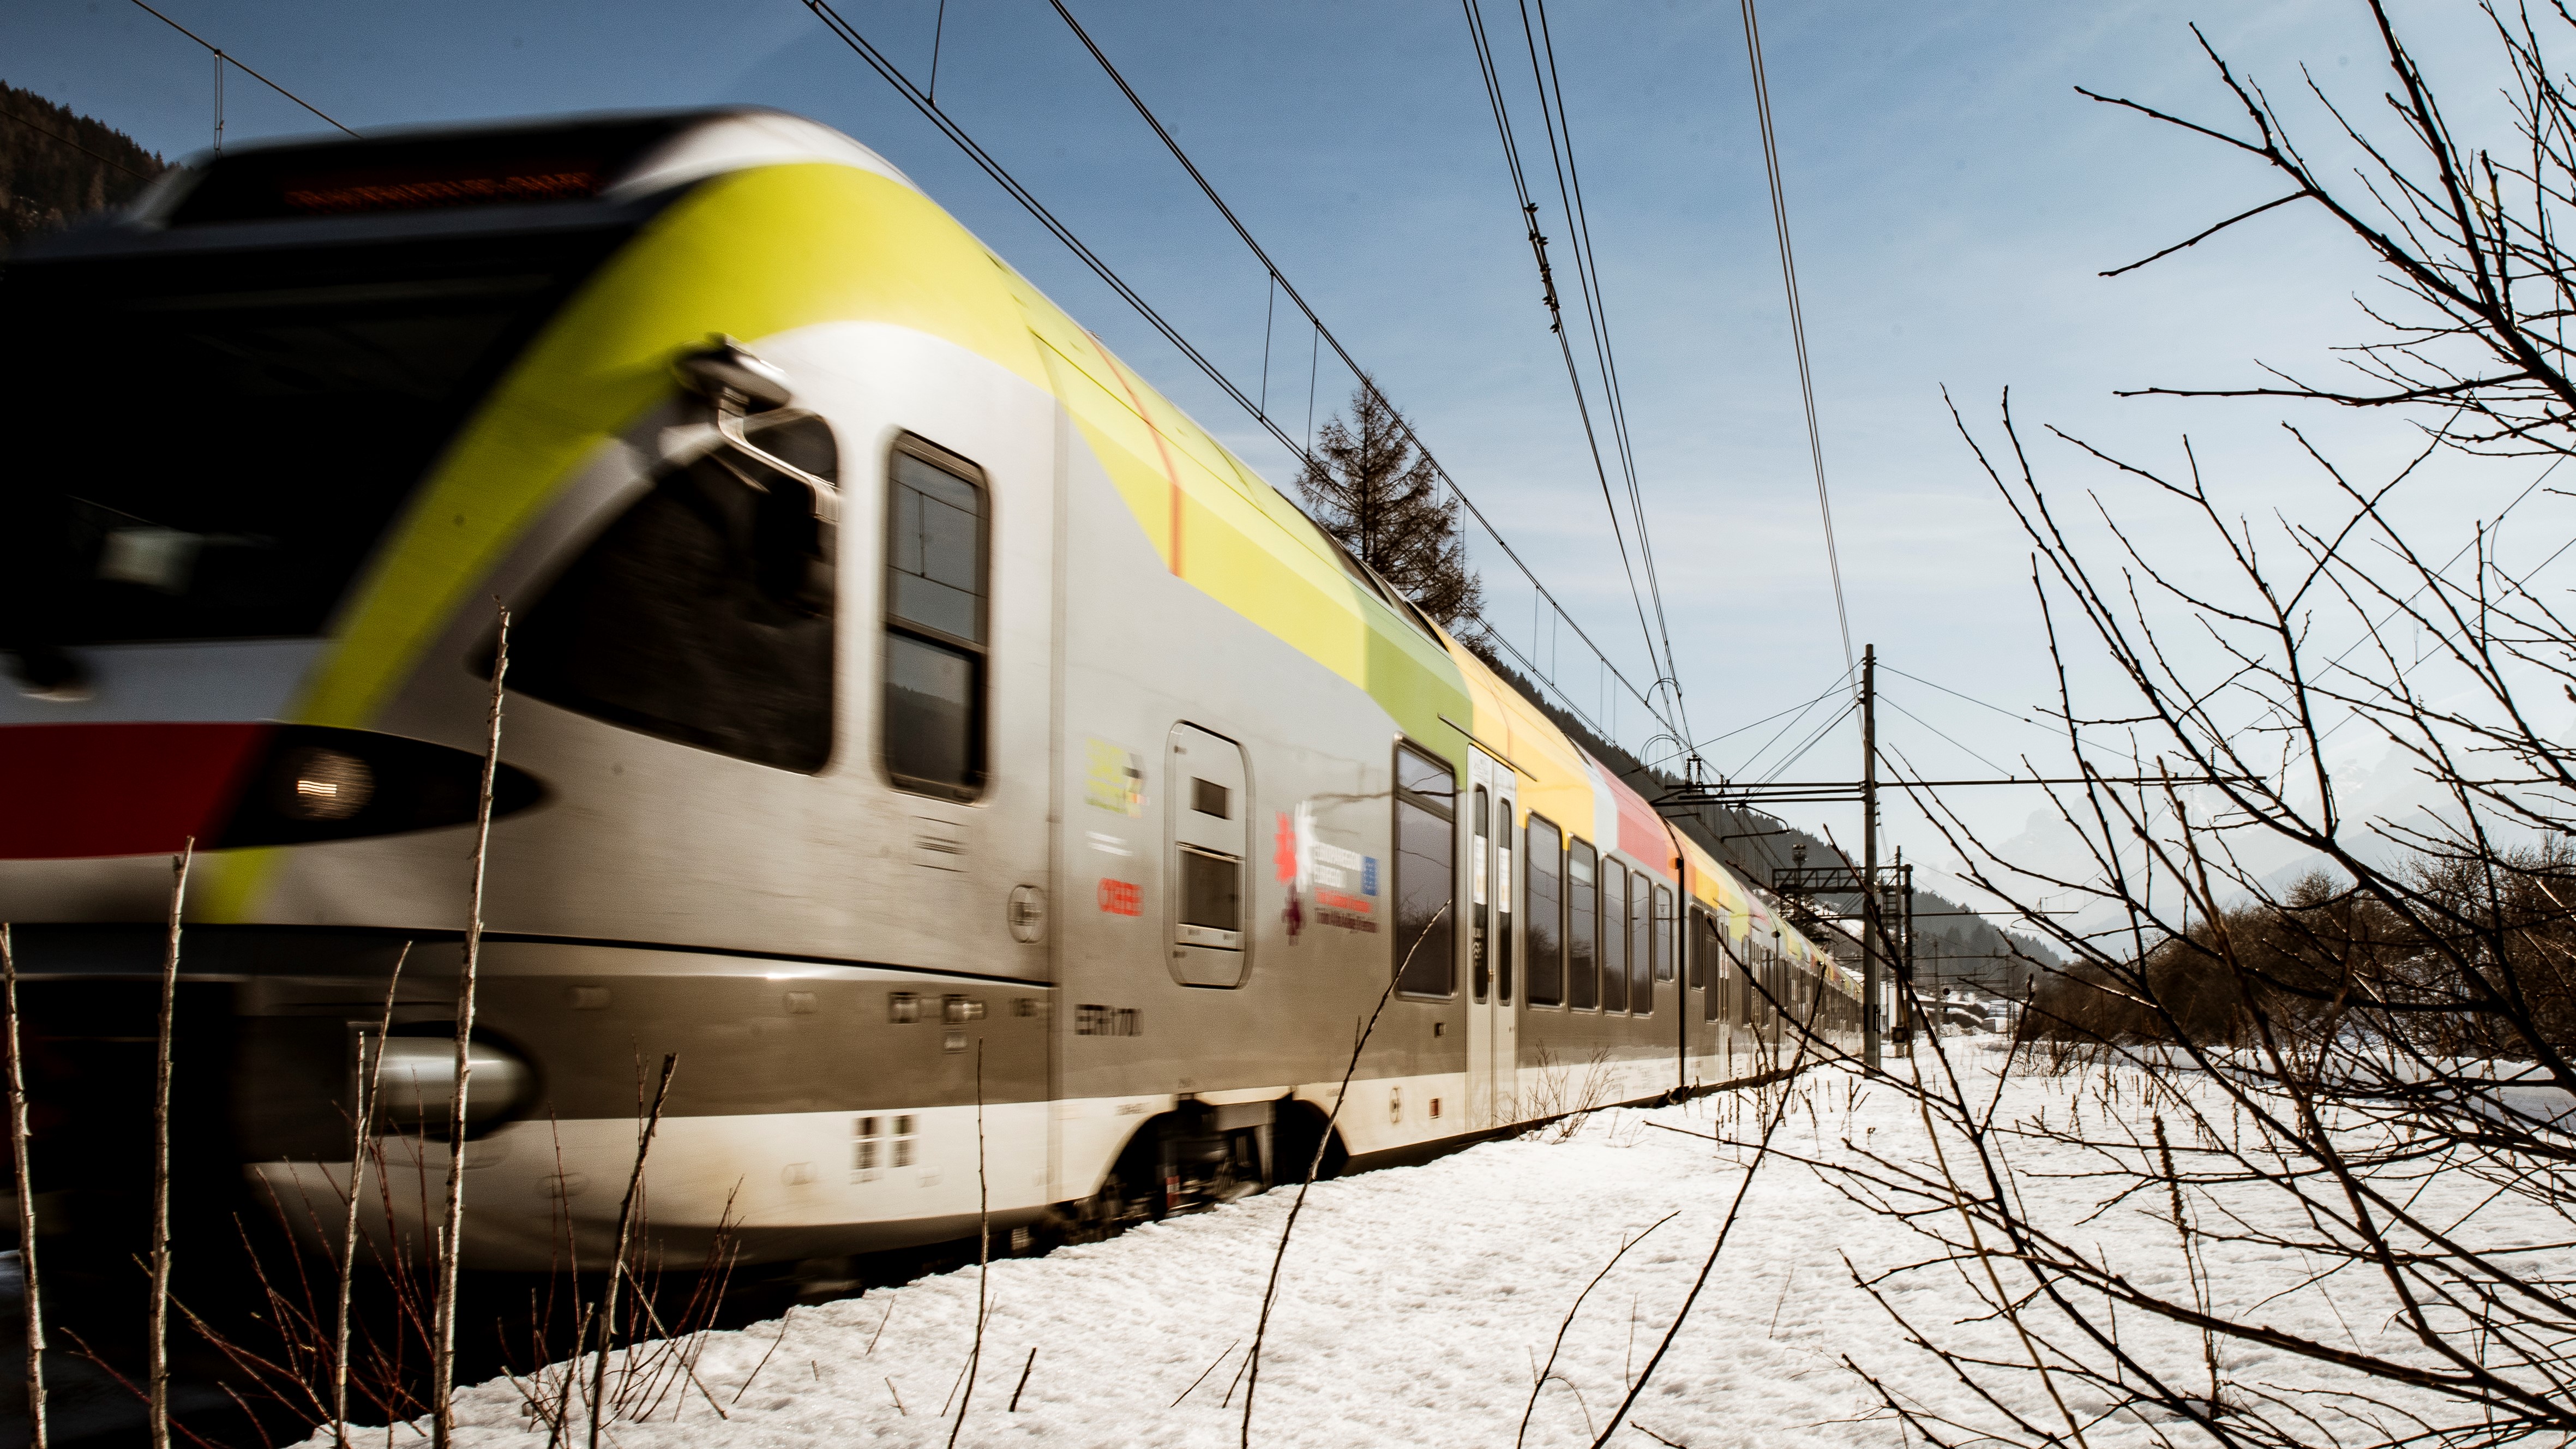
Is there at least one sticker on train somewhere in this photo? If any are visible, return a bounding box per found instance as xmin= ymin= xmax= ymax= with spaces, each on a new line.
xmin=1084 ymin=738 xmax=1145 ymax=816
xmin=1096 ymin=877 xmax=1142 ymax=916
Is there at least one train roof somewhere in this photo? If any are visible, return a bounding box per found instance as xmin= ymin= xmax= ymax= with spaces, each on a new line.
xmin=13 ymin=109 xmax=914 ymax=264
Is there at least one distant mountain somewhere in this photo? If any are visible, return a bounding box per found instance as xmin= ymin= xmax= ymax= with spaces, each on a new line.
xmin=2 ymin=83 xmax=167 ymax=255
xmin=1464 ymin=642 xmax=2058 ymax=993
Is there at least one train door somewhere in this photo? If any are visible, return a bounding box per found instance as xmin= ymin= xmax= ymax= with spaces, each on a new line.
xmin=1466 ymin=748 xmax=1518 ymax=1127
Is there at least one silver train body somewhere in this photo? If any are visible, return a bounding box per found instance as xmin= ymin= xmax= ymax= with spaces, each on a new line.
xmin=0 ymin=110 xmax=1858 ymax=1271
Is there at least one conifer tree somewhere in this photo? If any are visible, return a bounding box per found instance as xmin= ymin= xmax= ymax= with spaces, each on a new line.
xmin=1295 ymin=383 xmax=1484 ymax=627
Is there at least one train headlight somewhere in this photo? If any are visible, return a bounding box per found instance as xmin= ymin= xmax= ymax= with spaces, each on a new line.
xmin=368 ymin=1033 xmax=538 ymax=1134
xmin=277 ymin=747 xmax=374 ymax=821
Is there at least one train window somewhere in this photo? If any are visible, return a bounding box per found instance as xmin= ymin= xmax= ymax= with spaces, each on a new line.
xmin=1471 ymin=787 xmax=1490 ymax=1004
xmin=1634 ymin=877 xmax=1655 ymax=1010
xmin=1600 ymin=859 xmax=1629 ymax=1014
xmin=1394 ymin=743 xmax=1456 ymax=998
xmin=1524 ymin=815 xmax=1562 ymax=1006
xmin=883 ymin=436 xmax=989 ymax=799
xmin=2 ymin=232 xmax=632 ymax=652
xmin=1686 ymin=904 xmax=1706 ymax=991
xmin=1179 ymin=847 xmax=1241 ymax=937
xmin=1496 ymin=809 xmax=1515 ymax=1003
xmin=1701 ymin=916 xmax=1726 ymax=1023
xmin=1169 ymin=724 xmax=1248 ymax=987
xmin=1763 ymin=944 xmax=1781 ymax=1031
xmin=512 ymin=412 xmax=837 ymax=773
xmin=852 ymin=1115 xmax=880 ymax=1181
xmin=1568 ymin=840 xmax=1597 ymax=1011
xmin=1653 ymin=885 xmax=1675 ymax=984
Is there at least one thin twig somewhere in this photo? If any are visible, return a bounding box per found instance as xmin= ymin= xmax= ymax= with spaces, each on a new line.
xmin=150 ymin=841 xmax=192 ymax=1449
xmin=3 ymin=924 xmax=45 ymax=1449
xmin=1517 ymin=1212 xmax=1679 ymax=1448
xmin=1172 ymin=1338 xmax=1240 ymax=1408
xmin=1241 ymin=900 xmax=1448 ymax=1447
xmin=728 ymin=1306 xmax=792 ymax=1406
xmin=1009 ymin=1345 xmax=1036 ymax=1411
xmin=1588 ymin=992 xmax=1821 ymax=1447
xmin=434 ymin=602 xmax=508 ymax=1449
xmin=589 ymin=1053 xmax=677 ymax=1449
xmin=947 ymin=1037 xmax=987 ymax=1447
xmin=336 ymin=943 xmax=409 ymax=1449
xmin=613 ymin=1258 xmax=729 ymax=1421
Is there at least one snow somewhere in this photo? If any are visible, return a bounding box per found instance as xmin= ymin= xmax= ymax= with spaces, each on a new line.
xmin=364 ymin=1042 xmax=2557 ymax=1447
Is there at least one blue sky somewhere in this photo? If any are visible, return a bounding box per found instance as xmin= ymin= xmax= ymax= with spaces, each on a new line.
xmin=9 ymin=0 xmax=2556 ymax=910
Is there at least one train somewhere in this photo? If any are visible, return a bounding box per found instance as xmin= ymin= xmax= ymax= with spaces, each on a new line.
xmin=0 ymin=108 xmax=1858 ymax=1276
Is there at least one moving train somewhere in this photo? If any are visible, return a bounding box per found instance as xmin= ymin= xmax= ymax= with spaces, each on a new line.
xmin=0 ymin=109 xmax=1858 ymax=1273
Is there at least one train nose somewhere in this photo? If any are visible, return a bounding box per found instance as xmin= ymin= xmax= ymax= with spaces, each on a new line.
xmin=0 ymin=721 xmax=547 ymax=859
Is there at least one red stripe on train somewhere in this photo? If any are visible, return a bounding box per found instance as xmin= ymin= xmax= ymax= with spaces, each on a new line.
xmin=0 ymin=722 xmax=272 ymax=859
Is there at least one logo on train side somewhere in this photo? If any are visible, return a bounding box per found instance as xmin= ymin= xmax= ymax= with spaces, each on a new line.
xmin=1096 ymin=878 xmax=1142 ymax=916
xmin=1274 ymin=801 xmax=1378 ymax=937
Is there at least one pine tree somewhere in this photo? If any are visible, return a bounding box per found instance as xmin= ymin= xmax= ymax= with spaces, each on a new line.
xmin=1295 ymin=383 xmax=1484 ymax=627
xmin=0 ymin=85 xmax=166 ymax=255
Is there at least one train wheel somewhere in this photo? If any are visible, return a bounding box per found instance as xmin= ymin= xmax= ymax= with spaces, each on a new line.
xmin=1061 ymin=1153 xmax=1149 ymax=1244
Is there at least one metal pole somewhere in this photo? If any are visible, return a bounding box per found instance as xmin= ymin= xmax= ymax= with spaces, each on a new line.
xmin=1898 ymin=851 xmax=1913 ymax=1057
xmin=1905 ymin=861 xmax=1916 ymax=1049
xmin=1860 ymin=645 xmax=1880 ymax=1068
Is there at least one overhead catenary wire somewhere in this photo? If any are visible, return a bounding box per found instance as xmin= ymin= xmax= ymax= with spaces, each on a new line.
xmin=1010 ymin=0 xmax=1685 ymax=747
xmin=1516 ymin=0 xmax=1690 ymax=740
xmin=125 ymin=0 xmax=357 ymax=138
xmin=1459 ymin=0 xmax=1677 ymax=742
xmin=1739 ymin=0 xmax=1852 ymax=677
xmin=1722 ymin=670 xmax=1853 ymax=782
xmin=802 ymin=0 xmax=1311 ymax=468
xmin=1647 ymin=665 xmax=1854 ymax=771
xmin=1881 ymin=663 xmax=2138 ymax=772
xmin=1878 ymin=690 xmax=2019 ymax=782
xmin=1753 ymin=698 xmax=1856 ymax=785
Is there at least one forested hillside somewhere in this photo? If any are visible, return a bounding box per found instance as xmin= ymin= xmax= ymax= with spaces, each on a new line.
xmin=1468 ymin=646 xmax=2055 ymax=993
xmin=2 ymin=83 xmax=165 ymax=254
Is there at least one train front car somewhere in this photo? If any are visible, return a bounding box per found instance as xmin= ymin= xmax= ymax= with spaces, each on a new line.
xmin=0 ymin=105 xmax=1849 ymax=1320
xmin=0 ymin=110 xmax=1073 ymax=1278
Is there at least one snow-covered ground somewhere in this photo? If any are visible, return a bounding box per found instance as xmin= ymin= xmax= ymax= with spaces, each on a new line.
xmin=389 ymin=1043 xmax=2550 ymax=1447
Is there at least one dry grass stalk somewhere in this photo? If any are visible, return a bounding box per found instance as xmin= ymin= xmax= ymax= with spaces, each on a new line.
xmin=2151 ymin=1113 xmax=2222 ymax=1415
xmin=3 ymin=924 xmax=44 ymax=1449
xmin=1586 ymin=984 xmax=1825 ymax=1448
xmin=1008 ymin=1345 xmax=1035 ymax=1411
xmin=1239 ymin=899 xmax=1448 ymax=1449
xmin=334 ymin=942 xmax=409 ymax=1448
xmin=434 ymin=600 xmax=509 ymax=1449
xmin=588 ymin=1051 xmax=676 ymax=1449
xmin=151 ymin=840 xmax=192 ymax=1449
xmin=946 ymin=1037 xmax=988 ymax=1448
xmin=726 ymin=1304 xmax=792 ymax=1407
xmin=1516 ymin=1211 xmax=1677 ymax=1449
xmin=1170 ymin=1339 xmax=1234 ymax=1409
xmin=1549 ymin=1047 xmax=1617 ymax=1144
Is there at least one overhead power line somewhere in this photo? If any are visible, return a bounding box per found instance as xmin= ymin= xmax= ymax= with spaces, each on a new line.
xmin=127 ymin=0 xmax=357 ymax=138
xmin=1459 ymin=0 xmax=1680 ymax=747
xmin=1739 ymin=0 xmax=1851 ymax=677
xmin=1515 ymin=0 xmax=1690 ymax=741
xmin=857 ymin=0 xmax=1680 ymax=748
